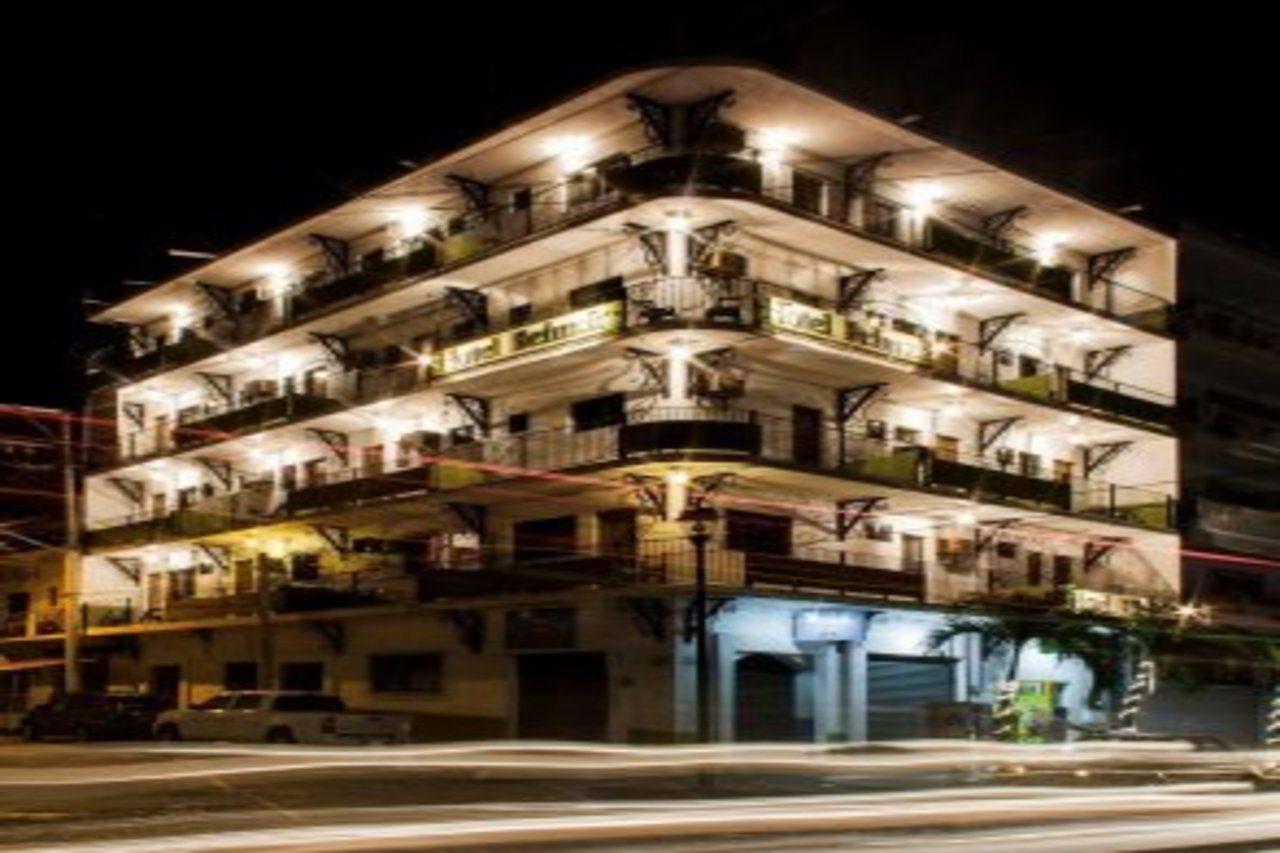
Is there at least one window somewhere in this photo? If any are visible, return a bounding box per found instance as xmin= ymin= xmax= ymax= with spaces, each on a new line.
xmin=1018 ymin=452 xmax=1042 ymax=478
xmin=508 ymin=412 xmax=530 ymax=434
xmin=571 ymin=393 xmax=625 ymax=432
xmin=862 ymin=198 xmax=899 ymax=237
xmin=1052 ymin=555 xmax=1074 ymax=587
xmin=792 ymin=171 xmax=825 ymax=214
xmin=1026 ymin=552 xmax=1043 ymax=585
xmin=935 ymin=435 xmax=959 ymax=462
xmin=1053 ymin=459 xmax=1074 ymax=483
xmin=866 ymin=420 xmax=888 ymax=440
xmin=224 ymin=662 xmax=258 ymax=691
xmin=168 ymin=569 xmax=196 ymax=601
xmin=725 ymin=510 xmax=791 ymax=555
xmin=369 ymin=653 xmax=443 ymax=693
xmin=995 ymin=541 xmax=1019 ymax=559
xmin=893 ymin=426 xmax=920 ymax=445
xmin=279 ymin=662 xmax=324 ymax=692
xmin=510 ymin=187 xmax=532 ymax=212
xmin=1018 ymin=354 xmax=1041 ymax=378
xmin=568 ymin=276 xmax=625 ymax=308
xmin=508 ymin=302 xmax=533 ymax=325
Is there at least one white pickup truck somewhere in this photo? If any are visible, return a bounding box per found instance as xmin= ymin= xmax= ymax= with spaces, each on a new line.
xmin=153 ymin=691 xmax=410 ymax=744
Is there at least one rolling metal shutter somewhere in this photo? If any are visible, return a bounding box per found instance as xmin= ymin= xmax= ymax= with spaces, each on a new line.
xmin=867 ymin=655 xmax=955 ymax=741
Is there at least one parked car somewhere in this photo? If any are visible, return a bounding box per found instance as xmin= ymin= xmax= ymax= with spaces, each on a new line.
xmin=22 ymin=693 xmax=160 ymax=741
xmin=153 ymin=691 xmax=411 ymax=744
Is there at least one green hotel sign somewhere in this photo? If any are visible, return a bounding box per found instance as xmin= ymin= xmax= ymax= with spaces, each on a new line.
xmin=435 ymin=301 xmax=624 ymax=376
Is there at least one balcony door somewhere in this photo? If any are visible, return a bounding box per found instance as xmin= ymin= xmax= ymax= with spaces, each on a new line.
xmin=596 ymin=508 xmax=637 ymax=562
xmin=901 ymin=534 xmax=925 ymax=572
xmin=791 ymin=406 xmax=823 ymax=468
xmin=514 ymin=515 xmax=579 ymax=564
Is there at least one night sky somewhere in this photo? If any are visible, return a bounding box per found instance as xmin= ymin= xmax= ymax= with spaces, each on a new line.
xmin=10 ymin=2 xmax=1275 ymax=409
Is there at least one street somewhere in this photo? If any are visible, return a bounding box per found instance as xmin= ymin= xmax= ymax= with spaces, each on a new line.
xmin=0 ymin=740 xmax=1277 ymax=851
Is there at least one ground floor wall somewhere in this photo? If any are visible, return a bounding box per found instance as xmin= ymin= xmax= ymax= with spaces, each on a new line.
xmin=29 ymin=592 xmax=1275 ymax=746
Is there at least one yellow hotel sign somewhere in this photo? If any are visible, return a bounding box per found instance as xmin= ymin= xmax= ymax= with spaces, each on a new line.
xmin=767 ymin=296 xmax=847 ymax=343
xmin=435 ymin=301 xmax=624 ymax=375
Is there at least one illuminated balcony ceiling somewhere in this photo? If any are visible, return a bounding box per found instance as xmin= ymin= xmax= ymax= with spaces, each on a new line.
xmin=93 ymin=64 xmax=1174 ymax=326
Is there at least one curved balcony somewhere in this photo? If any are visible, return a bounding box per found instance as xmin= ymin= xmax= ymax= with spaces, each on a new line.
xmin=619 ymin=407 xmax=762 ymax=457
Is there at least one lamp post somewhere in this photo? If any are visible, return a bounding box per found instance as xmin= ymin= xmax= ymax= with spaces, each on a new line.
xmin=680 ymin=504 xmax=716 ymax=743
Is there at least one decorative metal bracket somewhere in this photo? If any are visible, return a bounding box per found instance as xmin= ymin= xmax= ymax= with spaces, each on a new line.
xmin=195 ymin=543 xmax=230 ymax=571
xmin=624 ymin=347 xmax=668 ymax=397
xmin=844 ymin=152 xmax=893 ymax=194
xmin=623 ymin=597 xmax=669 ymax=642
xmin=446 ymin=502 xmax=487 ymax=538
xmin=978 ymin=313 xmax=1025 ymax=352
xmin=974 ymin=519 xmax=1022 ymax=555
xmin=1084 ymin=537 xmax=1125 ymax=570
xmin=978 ymin=417 xmax=1021 ymax=455
xmin=1087 ymin=247 xmax=1136 ymax=291
xmin=1084 ymin=345 xmax=1132 ymax=380
xmin=837 ymin=383 xmax=888 ymax=424
xmin=105 ymin=556 xmax=142 ymax=584
xmin=195 ymin=456 xmax=233 ymax=490
xmin=107 ymin=476 xmax=146 ymax=508
xmin=307 ymin=428 xmax=350 ymax=466
xmin=837 ymin=268 xmax=885 ymax=313
xmin=1083 ymin=441 xmax=1132 ymax=478
xmin=196 ymin=372 xmax=234 ymax=407
xmin=307 ymin=620 xmax=347 ymax=654
xmin=445 ymin=287 xmax=489 ymax=330
xmin=448 ymin=393 xmax=491 ymax=437
xmin=311 ymin=524 xmax=350 ymax=554
xmin=623 ymin=473 xmax=666 ymax=518
xmin=446 ymin=175 xmax=491 ymax=215
xmin=981 ymin=207 xmax=1029 ymax=245
xmin=443 ymin=609 xmax=485 ymax=653
xmin=121 ymin=402 xmax=146 ymax=432
xmin=836 ymin=496 xmax=887 ymax=540
xmin=195 ymin=281 xmax=236 ymax=320
xmin=309 ymin=331 xmax=348 ymax=366
xmin=309 ymin=233 xmax=350 ymax=277
xmin=682 ymin=597 xmax=731 ymax=643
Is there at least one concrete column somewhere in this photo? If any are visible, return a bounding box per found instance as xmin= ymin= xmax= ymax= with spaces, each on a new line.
xmin=715 ymin=634 xmax=737 ymax=743
xmin=665 ymin=213 xmax=690 ymax=278
xmin=845 ymin=642 xmax=869 ymax=742
xmin=813 ymin=643 xmax=842 ymax=742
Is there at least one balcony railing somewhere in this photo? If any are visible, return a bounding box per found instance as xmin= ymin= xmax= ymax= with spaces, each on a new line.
xmin=87 ymin=405 xmax=1177 ymax=552
xmin=628 ymin=277 xmax=1174 ymax=429
xmin=415 ymin=538 xmax=926 ymax=603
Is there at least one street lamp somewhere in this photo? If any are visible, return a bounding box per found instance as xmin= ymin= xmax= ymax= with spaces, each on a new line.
xmin=679 ymin=503 xmax=717 ymax=743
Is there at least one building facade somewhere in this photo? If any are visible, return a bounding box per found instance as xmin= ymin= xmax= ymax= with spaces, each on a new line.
xmin=1176 ymin=226 xmax=1280 ymax=633
xmin=68 ymin=65 xmax=1193 ymax=742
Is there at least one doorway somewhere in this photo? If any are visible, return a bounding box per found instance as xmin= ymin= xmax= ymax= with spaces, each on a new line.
xmin=516 ymin=652 xmax=608 ymax=741
xmin=735 ymin=653 xmax=808 ymax=742
xmin=150 ymin=665 xmax=182 ymax=710
xmin=866 ymin=655 xmax=955 ymax=740
xmin=791 ymin=406 xmax=823 ymax=467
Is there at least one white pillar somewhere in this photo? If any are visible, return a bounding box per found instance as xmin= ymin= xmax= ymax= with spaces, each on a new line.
xmin=665 ymin=212 xmax=690 ymax=278
xmin=845 ymin=642 xmax=869 ymax=742
xmin=813 ymin=644 xmax=842 ymax=742
xmin=716 ymin=634 xmax=737 ymax=742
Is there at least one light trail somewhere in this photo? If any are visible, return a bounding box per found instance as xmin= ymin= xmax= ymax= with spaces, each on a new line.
xmin=2 ymin=740 xmax=1275 ymax=788
xmin=22 ymin=783 xmax=1280 ymax=851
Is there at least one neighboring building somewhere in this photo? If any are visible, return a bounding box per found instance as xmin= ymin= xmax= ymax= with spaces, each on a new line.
xmin=0 ymin=406 xmax=72 ymax=727
xmin=1176 ymin=226 xmax=1280 ymax=632
xmin=73 ymin=65 xmax=1192 ymax=741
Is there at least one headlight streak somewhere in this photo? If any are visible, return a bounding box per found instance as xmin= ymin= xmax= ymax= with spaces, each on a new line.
xmin=3 ymin=740 xmax=1276 ymax=788
xmin=23 ymin=785 xmax=1280 ymax=852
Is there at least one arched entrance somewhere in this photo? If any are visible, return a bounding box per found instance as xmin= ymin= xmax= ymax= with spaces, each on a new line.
xmin=734 ymin=653 xmax=808 ymax=741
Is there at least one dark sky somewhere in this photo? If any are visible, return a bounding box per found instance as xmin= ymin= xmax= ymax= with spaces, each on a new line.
xmin=10 ymin=2 xmax=1276 ymax=408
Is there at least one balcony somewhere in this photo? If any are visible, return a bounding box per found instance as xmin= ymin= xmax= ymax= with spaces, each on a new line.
xmin=602 ymin=148 xmax=1172 ymax=333
xmin=173 ymin=392 xmax=343 ymax=451
xmin=630 ymin=277 xmax=1173 ymax=430
xmin=416 ymin=540 xmax=925 ymax=603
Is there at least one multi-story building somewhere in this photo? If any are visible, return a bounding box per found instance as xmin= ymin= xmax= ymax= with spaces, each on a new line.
xmin=74 ymin=65 xmax=1187 ymax=742
xmin=0 ymin=405 xmax=74 ymax=727
xmin=1175 ymin=226 xmax=1280 ymax=632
